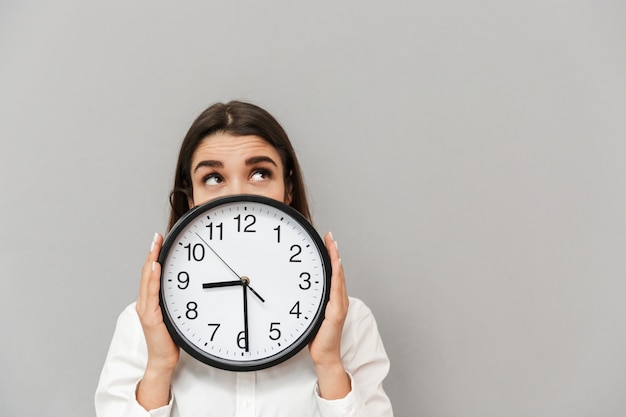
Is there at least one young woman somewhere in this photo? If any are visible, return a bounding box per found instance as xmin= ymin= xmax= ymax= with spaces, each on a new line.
xmin=95 ymin=101 xmax=393 ymax=417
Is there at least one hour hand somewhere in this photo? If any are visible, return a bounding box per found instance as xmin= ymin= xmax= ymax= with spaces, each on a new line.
xmin=202 ymin=278 xmax=265 ymax=303
xmin=202 ymin=280 xmax=243 ymax=289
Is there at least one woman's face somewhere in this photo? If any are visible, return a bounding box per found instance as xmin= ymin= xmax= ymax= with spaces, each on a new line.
xmin=189 ymin=133 xmax=291 ymax=207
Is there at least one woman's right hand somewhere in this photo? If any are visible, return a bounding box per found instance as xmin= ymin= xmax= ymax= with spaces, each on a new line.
xmin=135 ymin=233 xmax=180 ymax=410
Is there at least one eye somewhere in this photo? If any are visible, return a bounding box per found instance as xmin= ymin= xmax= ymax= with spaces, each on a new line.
xmin=250 ymin=169 xmax=272 ymax=182
xmin=203 ymin=173 xmax=224 ymax=186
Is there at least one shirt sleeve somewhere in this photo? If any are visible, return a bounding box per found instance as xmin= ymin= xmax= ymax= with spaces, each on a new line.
xmin=95 ymin=303 xmax=174 ymax=417
xmin=314 ymin=297 xmax=394 ymax=417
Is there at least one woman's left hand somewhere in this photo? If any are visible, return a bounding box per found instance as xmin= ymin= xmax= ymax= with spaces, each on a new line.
xmin=309 ymin=232 xmax=351 ymax=399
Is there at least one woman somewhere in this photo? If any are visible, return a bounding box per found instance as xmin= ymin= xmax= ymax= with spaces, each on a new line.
xmin=95 ymin=101 xmax=393 ymax=416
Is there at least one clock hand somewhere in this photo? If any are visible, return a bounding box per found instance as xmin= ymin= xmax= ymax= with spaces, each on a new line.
xmin=240 ymin=276 xmax=265 ymax=303
xmin=202 ymin=280 xmax=243 ymax=289
xmin=242 ymin=284 xmax=249 ymax=352
xmin=194 ymin=232 xmax=267 ymax=303
xmin=202 ymin=278 xmax=265 ymax=303
xmin=247 ymin=285 xmax=265 ymax=303
xmin=195 ymin=233 xmax=241 ymax=279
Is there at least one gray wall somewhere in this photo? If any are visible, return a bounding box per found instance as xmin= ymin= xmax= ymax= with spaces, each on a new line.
xmin=1 ymin=1 xmax=625 ymax=416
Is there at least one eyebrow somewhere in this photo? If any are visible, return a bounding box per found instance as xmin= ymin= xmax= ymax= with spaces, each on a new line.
xmin=193 ymin=156 xmax=278 ymax=173
xmin=193 ymin=160 xmax=222 ymax=173
xmin=245 ymin=156 xmax=278 ymax=167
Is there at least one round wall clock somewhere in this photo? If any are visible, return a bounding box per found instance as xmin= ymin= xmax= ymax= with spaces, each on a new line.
xmin=158 ymin=194 xmax=331 ymax=371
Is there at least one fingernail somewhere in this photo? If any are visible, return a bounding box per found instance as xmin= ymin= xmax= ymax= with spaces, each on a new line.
xmin=334 ymin=240 xmax=339 ymax=251
xmin=151 ymin=261 xmax=156 ymax=271
xmin=150 ymin=232 xmax=159 ymax=252
xmin=328 ymin=231 xmax=334 ymax=241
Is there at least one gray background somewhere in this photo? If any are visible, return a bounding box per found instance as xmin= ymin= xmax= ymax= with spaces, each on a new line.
xmin=1 ymin=1 xmax=625 ymax=416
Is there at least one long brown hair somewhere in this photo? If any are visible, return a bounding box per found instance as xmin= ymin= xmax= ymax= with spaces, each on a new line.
xmin=168 ymin=101 xmax=310 ymax=231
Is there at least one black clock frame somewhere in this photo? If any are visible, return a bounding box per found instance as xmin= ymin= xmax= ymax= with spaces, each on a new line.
xmin=158 ymin=194 xmax=332 ymax=372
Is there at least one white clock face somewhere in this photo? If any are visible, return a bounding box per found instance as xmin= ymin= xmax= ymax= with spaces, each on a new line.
xmin=159 ymin=195 xmax=330 ymax=371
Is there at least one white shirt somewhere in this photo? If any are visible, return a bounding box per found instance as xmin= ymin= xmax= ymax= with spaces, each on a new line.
xmin=95 ymin=297 xmax=393 ymax=417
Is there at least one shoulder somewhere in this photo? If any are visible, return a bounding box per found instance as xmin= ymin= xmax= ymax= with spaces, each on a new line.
xmin=109 ymin=302 xmax=144 ymax=346
xmin=343 ymin=296 xmax=381 ymax=341
xmin=340 ymin=297 xmax=389 ymax=372
xmin=346 ymin=296 xmax=376 ymax=322
xmin=117 ymin=302 xmax=140 ymax=324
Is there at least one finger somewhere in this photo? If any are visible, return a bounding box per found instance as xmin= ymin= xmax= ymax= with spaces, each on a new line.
xmin=139 ymin=233 xmax=163 ymax=313
xmin=146 ymin=260 xmax=162 ymax=314
xmin=146 ymin=233 xmax=163 ymax=310
xmin=324 ymin=231 xmax=340 ymax=266
xmin=325 ymin=232 xmax=345 ymax=286
xmin=324 ymin=232 xmax=349 ymax=314
xmin=146 ymin=232 xmax=163 ymax=263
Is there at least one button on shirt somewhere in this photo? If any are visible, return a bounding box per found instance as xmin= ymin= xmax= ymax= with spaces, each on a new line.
xmin=95 ymin=297 xmax=393 ymax=417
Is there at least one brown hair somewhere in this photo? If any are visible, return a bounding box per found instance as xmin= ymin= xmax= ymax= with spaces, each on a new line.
xmin=168 ymin=101 xmax=310 ymax=231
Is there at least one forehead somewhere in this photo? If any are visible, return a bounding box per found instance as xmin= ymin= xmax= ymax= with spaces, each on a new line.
xmin=191 ymin=133 xmax=283 ymax=166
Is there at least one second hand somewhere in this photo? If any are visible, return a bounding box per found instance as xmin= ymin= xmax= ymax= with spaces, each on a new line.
xmin=196 ymin=233 xmax=266 ymax=303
